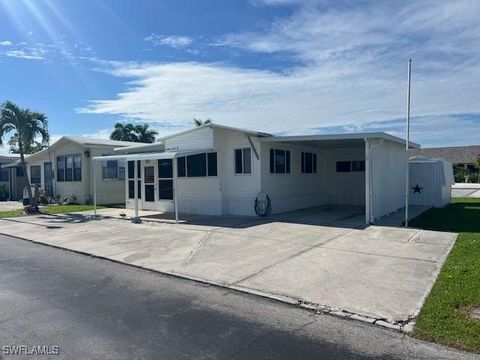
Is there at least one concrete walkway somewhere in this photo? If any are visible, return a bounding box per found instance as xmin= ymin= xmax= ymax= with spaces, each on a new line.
xmin=0 ymin=208 xmax=457 ymax=332
xmin=0 ymin=201 xmax=23 ymax=211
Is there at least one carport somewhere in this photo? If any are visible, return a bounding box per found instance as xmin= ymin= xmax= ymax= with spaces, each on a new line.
xmin=259 ymin=132 xmax=419 ymax=224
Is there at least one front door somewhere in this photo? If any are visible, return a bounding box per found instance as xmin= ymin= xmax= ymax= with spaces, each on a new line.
xmin=142 ymin=162 xmax=157 ymax=210
xmin=44 ymin=162 xmax=53 ymax=196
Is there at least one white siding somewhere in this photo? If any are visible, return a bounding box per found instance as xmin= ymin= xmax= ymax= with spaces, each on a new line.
xmin=409 ymin=158 xmax=453 ymax=208
xmin=164 ymin=126 xmax=214 ymax=151
xmin=370 ymin=140 xmax=407 ymax=220
xmin=325 ymin=147 xmax=365 ymax=206
xmin=260 ymin=143 xmax=328 ymax=214
xmin=177 ymin=177 xmax=221 ymax=215
xmin=214 ymin=128 xmax=261 ymax=216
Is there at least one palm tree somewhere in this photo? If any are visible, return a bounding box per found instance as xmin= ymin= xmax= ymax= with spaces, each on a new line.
xmin=110 ymin=122 xmax=138 ymax=142
xmin=7 ymin=133 xmax=47 ymax=154
xmin=193 ymin=118 xmax=212 ymax=127
xmin=134 ymin=124 xmax=158 ymax=143
xmin=0 ymin=101 xmax=49 ymax=209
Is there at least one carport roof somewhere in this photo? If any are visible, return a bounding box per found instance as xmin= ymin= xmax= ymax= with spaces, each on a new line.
xmin=259 ymin=132 xmax=420 ymax=149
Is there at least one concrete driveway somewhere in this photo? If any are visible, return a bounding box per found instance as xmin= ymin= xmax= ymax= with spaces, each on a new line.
xmin=0 ymin=206 xmax=456 ymax=330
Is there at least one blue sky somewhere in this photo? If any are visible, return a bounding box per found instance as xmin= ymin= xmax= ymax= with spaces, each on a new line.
xmin=0 ymin=0 xmax=479 ymax=152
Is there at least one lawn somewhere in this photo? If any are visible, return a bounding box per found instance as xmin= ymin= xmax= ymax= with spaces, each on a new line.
xmin=40 ymin=204 xmax=105 ymax=215
xmin=411 ymin=197 xmax=480 ymax=352
xmin=0 ymin=204 xmax=104 ymax=218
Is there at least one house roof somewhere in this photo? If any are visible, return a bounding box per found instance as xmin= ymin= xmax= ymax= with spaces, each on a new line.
xmin=409 ymin=145 xmax=480 ymax=164
xmin=0 ymin=155 xmax=20 ymax=162
xmin=23 ymin=136 xmax=143 ymax=163
xmin=114 ymin=123 xmax=271 ymax=153
xmin=260 ymin=132 xmax=420 ymax=148
xmin=63 ymin=136 xmax=140 ymax=147
xmin=0 ymin=155 xmax=21 ymax=168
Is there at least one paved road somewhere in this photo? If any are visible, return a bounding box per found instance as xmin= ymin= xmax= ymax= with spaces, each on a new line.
xmin=0 ymin=235 xmax=476 ymax=360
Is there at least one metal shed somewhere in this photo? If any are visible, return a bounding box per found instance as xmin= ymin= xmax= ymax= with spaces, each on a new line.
xmin=409 ymin=156 xmax=454 ymax=208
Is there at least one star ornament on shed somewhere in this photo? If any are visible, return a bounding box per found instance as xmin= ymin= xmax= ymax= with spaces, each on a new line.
xmin=412 ymin=184 xmax=423 ymax=194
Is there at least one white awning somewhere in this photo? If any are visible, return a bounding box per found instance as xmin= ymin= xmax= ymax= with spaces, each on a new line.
xmin=92 ymin=149 xmax=214 ymax=162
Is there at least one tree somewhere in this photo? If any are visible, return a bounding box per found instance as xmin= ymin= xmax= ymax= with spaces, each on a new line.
xmin=110 ymin=122 xmax=158 ymax=143
xmin=8 ymin=133 xmax=47 ymax=154
xmin=0 ymin=101 xmax=49 ymax=209
xmin=193 ymin=118 xmax=212 ymax=127
xmin=110 ymin=122 xmax=138 ymax=142
xmin=134 ymin=124 xmax=158 ymax=143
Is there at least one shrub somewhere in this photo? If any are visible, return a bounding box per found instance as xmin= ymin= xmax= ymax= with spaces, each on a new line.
xmin=0 ymin=185 xmax=9 ymax=201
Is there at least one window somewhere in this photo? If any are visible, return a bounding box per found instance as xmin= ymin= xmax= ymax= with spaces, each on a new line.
xmin=65 ymin=156 xmax=73 ymax=181
xmin=118 ymin=160 xmax=125 ymax=180
xmin=207 ymin=152 xmax=217 ymax=176
xmin=16 ymin=167 xmax=25 ymax=177
xmin=57 ymin=156 xmax=65 ymax=181
xmin=234 ymin=148 xmax=251 ymax=174
xmin=159 ymin=180 xmax=173 ymax=199
xmin=177 ymin=157 xmax=186 ymax=177
xmin=301 ymin=152 xmax=317 ymax=174
xmin=127 ymin=161 xmax=136 ymax=179
xmin=187 ymin=153 xmax=206 ymax=177
xmin=158 ymin=159 xmax=173 ymax=178
xmin=30 ymin=165 xmax=41 ymax=184
xmin=128 ymin=181 xmax=142 ymax=199
xmin=102 ymin=160 xmax=118 ymax=179
xmin=57 ymin=155 xmax=81 ymax=182
xmin=270 ymin=149 xmax=290 ymax=174
xmin=0 ymin=167 xmax=9 ymax=182
xmin=352 ymin=160 xmax=365 ymax=172
xmin=144 ymin=166 xmax=155 ymax=183
xmin=336 ymin=160 xmax=365 ymax=173
xmin=336 ymin=161 xmax=351 ymax=172
xmin=178 ymin=152 xmax=218 ymax=177
xmin=73 ymin=155 xmax=81 ymax=181
xmin=127 ymin=161 xmax=141 ymax=199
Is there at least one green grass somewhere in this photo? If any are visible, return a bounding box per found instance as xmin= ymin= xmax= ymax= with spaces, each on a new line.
xmin=411 ymin=197 xmax=480 ymax=352
xmin=40 ymin=204 xmax=105 ymax=215
xmin=0 ymin=204 xmax=105 ymax=219
xmin=0 ymin=209 xmax=24 ymax=219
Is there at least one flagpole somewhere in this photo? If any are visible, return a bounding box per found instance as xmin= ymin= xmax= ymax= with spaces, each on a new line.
xmin=405 ymin=59 xmax=412 ymax=227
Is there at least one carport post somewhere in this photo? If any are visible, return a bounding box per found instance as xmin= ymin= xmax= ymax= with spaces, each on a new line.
xmin=405 ymin=59 xmax=412 ymax=228
xmin=133 ymin=159 xmax=139 ymax=222
xmin=364 ymin=139 xmax=370 ymax=225
xmin=92 ymin=160 xmax=97 ymax=215
xmin=173 ymin=157 xmax=179 ymax=223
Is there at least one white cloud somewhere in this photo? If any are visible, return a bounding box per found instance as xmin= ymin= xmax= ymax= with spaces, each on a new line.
xmin=144 ymin=34 xmax=193 ymax=49
xmin=78 ymin=0 xmax=480 ymax=145
xmin=5 ymin=49 xmax=45 ymax=60
xmin=0 ymin=41 xmax=12 ymax=46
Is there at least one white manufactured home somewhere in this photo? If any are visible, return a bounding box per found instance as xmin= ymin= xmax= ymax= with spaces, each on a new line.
xmin=94 ymin=124 xmax=418 ymax=225
xmin=21 ymin=137 xmax=140 ymax=204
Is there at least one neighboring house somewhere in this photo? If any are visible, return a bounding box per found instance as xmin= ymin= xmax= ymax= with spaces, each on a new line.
xmin=22 ymin=137 xmax=140 ymax=204
xmin=410 ymin=145 xmax=480 ymax=173
xmin=0 ymin=155 xmax=28 ymax=201
xmin=96 ymin=124 xmax=419 ymax=224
